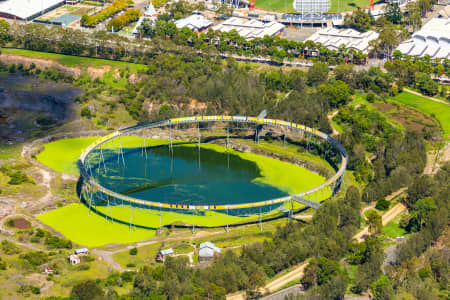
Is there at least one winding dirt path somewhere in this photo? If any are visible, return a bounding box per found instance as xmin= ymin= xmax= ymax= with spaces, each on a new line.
xmin=328 ymin=110 xmax=340 ymax=136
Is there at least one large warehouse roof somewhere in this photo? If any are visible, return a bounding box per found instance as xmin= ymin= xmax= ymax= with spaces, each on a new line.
xmin=396 ymin=18 xmax=450 ymax=59
xmin=174 ymin=13 xmax=213 ymax=31
xmin=212 ymin=17 xmax=285 ymax=40
xmin=0 ymin=0 xmax=64 ymax=20
xmin=306 ymin=28 xmax=379 ymax=54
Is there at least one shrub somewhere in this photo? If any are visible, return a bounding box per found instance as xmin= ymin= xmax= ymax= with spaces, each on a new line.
xmin=30 ymin=236 xmax=41 ymax=243
xmin=30 ymin=286 xmax=40 ymax=295
xmin=20 ymin=251 xmax=48 ymax=266
xmin=35 ymin=228 xmax=45 ymax=238
xmin=8 ymin=63 xmax=16 ymax=73
xmin=129 ymin=247 xmax=138 ymax=255
xmin=367 ymin=92 xmax=376 ymax=102
xmin=120 ymin=271 xmax=135 ymax=282
xmin=375 ymin=198 xmax=390 ymax=211
xmin=76 ymin=264 xmax=90 ymax=271
xmin=1 ymin=240 xmax=21 ymax=255
xmin=0 ymin=257 xmax=7 ymax=270
xmin=126 ymin=263 xmax=136 ymax=267
xmin=80 ymin=107 xmax=92 ymax=119
xmin=45 ymin=235 xmax=72 ymax=249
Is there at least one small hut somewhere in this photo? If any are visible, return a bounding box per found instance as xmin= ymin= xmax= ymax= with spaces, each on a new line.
xmin=156 ymin=248 xmax=174 ymax=262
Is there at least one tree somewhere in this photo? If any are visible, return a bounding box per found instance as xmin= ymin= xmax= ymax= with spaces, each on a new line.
xmin=405 ymin=2 xmax=422 ymax=30
xmin=374 ymin=28 xmax=399 ymax=59
xmin=384 ymin=3 xmax=402 ymax=24
xmin=0 ymin=20 xmax=10 ymax=46
xmin=138 ymin=18 xmax=155 ymax=38
xmin=411 ymin=197 xmax=436 ymax=231
xmin=370 ymin=275 xmax=393 ymax=300
xmin=366 ymin=210 xmax=382 ymax=235
xmin=317 ymin=80 xmax=351 ymax=108
xmin=71 ymin=280 xmax=104 ymax=300
xmin=346 ymin=186 xmax=361 ymax=209
xmin=307 ymin=62 xmax=329 ymax=86
xmin=132 ymin=268 xmax=158 ymax=297
xmin=344 ymin=9 xmax=373 ymax=32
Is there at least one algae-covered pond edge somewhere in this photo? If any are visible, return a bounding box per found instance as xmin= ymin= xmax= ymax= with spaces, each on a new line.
xmin=36 ymin=137 xmax=329 ymax=246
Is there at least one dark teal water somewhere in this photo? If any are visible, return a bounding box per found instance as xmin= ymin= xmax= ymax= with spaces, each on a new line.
xmin=89 ymin=143 xmax=288 ymax=206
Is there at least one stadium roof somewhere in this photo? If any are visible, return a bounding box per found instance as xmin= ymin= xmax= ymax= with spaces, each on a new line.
xmin=396 ymin=18 xmax=450 ymax=59
xmin=0 ymin=0 xmax=64 ymax=20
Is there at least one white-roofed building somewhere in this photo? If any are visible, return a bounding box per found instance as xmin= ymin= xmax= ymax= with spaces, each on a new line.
xmin=306 ymin=28 xmax=379 ymax=54
xmin=198 ymin=242 xmax=221 ymax=262
xmin=212 ymin=17 xmax=285 ymax=40
xmin=395 ymin=18 xmax=450 ymax=59
xmin=0 ymin=0 xmax=64 ymax=21
xmin=174 ymin=12 xmax=213 ymax=31
xmin=156 ymin=248 xmax=174 ymax=262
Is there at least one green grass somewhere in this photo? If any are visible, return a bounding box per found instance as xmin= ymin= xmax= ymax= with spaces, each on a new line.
xmin=390 ymin=91 xmax=450 ymax=141
xmin=1 ymin=48 xmax=147 ymax=73
xmin=113 ymin=242 xmax=161 ymax=268
xmin=36 ymin=137 xmax=98 ymax=175
xmin=37 ymin=203 xmax=156 ymax=247
xmin=255 ymin=0 xmax=368 ymax=13
xmin=382 ymin=213 xmax=406 ymax=238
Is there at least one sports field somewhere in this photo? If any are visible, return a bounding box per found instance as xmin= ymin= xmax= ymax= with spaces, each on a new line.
xmin=390 ymin=92 xmax=450 ymax=141
xmin=37 ymin=137 xmax=329 ymax=246
xmin=255 ymin=0 xmax=368 ymax=13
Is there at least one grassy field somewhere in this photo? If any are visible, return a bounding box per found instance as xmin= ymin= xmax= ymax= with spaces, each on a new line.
xmin=37 ymin=203 xmax=156 ymax=247
xmin=382 ymin=213 xmax=406 ymax=238
xmin=36 ymin=137 xmax=98 ymax=175
xmin=255 ymin=0 xmax=368 ymax=13
xmin=390 ymin=92 xmax=450 ymax=141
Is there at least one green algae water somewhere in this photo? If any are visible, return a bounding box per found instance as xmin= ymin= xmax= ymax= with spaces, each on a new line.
xmin=92 ymin=143 xmax=288 ymax=207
